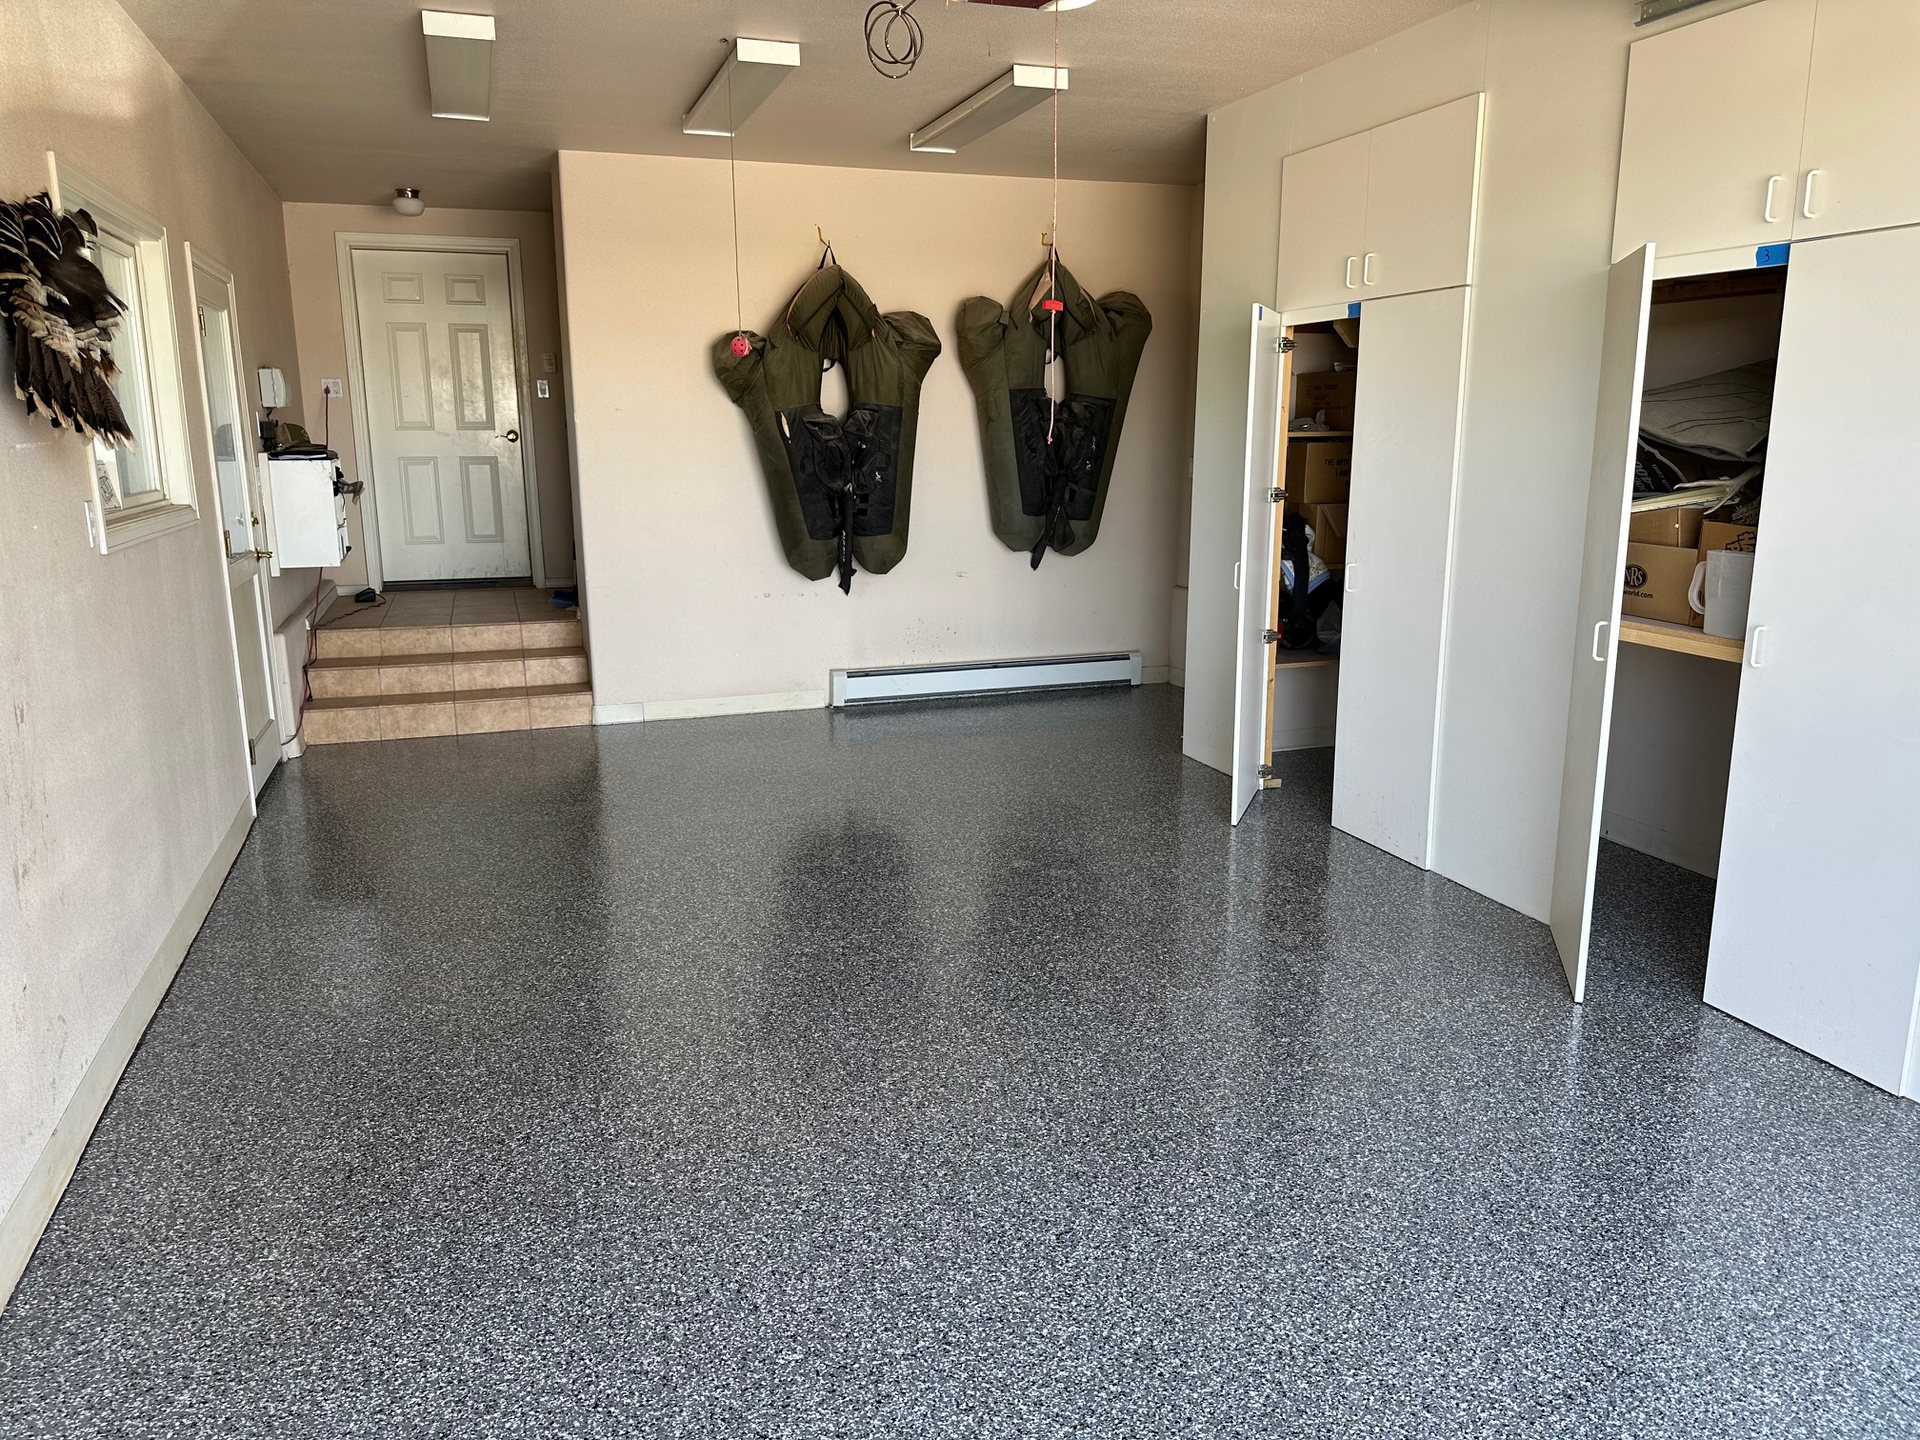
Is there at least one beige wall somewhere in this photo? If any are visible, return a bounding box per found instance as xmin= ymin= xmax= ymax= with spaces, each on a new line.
xmin=1 ymin=0 xmax=305 ymax=1299
xmin=555 ymin=151 xmax=1199 ymax=712
xmin=1184 ymin=0 xmax=1760 ymax=921
xmin=282 ymin=203 xmax=577 ymax=589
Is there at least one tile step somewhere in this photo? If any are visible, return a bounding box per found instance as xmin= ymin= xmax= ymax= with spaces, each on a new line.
xmin=306 ymin=681 xmax=591 ymax=713
xmin=308 ymin=645 xmax=586 ymax=672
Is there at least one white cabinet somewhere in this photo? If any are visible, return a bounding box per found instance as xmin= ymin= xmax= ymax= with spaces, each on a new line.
xmin=1795 ymin=0 xmax=1920 ymax=241
xmin=265 ymin=455 xmax=350 ymax=569
xmin=1612 ymin=0 xmax=1814 ymax=266
xmin=1360 ymin=96 xmax=1484 ymax=302
xmin=1276 ymin=94 xmax=1483 ymax=314
xmin=1276 ymin=132 xmax=1370 ymax=313
xmin=1554 ymin=226 xmax=1920 ymax=1096
xmin=1615 ymin=0 xmax=1920 ymax=266
xmin=1704 ymin=224 xmax=1920 ymax=1097
xmin=1332 ymin=286 xmax=1471 ymax=868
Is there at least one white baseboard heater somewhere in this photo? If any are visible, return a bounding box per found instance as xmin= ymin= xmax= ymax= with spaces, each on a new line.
xmin=830 ymin=652 xmax=1143 ymax=707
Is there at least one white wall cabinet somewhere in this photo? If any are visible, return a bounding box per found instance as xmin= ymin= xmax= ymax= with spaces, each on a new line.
xmin=1794 ymin=0 xmax=1920 ymax=242
xmin=1615 ymin=0 xmax=1920 ymax=267
xmin=1612 ymin=0 xmax=1814 ymax=267
xmin=1554 ymin=228 xmax=1920 ymax=1097
xmin=1276 ymin=133 xmax=1370 ymax=313
xmin=1277 ymin=94 xmax=1483 ymax=314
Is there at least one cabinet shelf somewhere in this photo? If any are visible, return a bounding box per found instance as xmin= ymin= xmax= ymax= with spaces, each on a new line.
xmin=1288 ymin=431 xmax=1353 ymax=440
xmin=1619 ymin=616 xmax=1743 ymax=663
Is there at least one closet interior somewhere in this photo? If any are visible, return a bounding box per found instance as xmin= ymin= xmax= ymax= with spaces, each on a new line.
xmin=1600 ymin=265 xmax=1783 ymax=881
xmin=1265 ymin=316 xmax=1358 ymax=761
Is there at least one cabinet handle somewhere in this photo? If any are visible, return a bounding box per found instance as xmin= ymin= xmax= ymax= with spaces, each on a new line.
xmin=1801 ymin=170 xmax=1822 ymax=220
xmin=1764 ymin=174 xmax=1783 ymax=224
xmin=1345 ymin=562 xmax=1359 ymax=594
xmin=1345 ymin=256 xmax=1358 ymax=290
xmin=1591 ymin=620 xmax=1609 ymax=663
xmin=1232 ymin=561 xmax=1241 ymax=592
xmin=1362 ymin=252 xmax=1377 ymax=286
xmin=1747 ymin=625 xmax=1769 ymax=668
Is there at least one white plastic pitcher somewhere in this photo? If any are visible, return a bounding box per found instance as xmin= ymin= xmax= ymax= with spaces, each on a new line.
xmin=1689 ymin=550 xmax=1755 ymax=640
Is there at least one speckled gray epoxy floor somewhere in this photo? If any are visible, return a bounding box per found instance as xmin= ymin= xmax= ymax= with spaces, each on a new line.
xmin=3 ymin=687 xmax=1917 ymax=1438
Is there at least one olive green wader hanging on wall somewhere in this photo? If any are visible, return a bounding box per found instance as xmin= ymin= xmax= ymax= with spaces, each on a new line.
xmin=714 ymin=257 xmax=941 ymax=593
xmin=957 ymin=258 xmax=1152 ymax=568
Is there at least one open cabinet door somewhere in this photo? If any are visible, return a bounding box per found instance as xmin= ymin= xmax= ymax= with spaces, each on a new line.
xmin=1230 ymin=305 xmax=1288 ymax=824
xmin=1549 ymin=245 xmax=1654 ymax=1002
xmin=1706 ymin=226 xmax=1920 ymax=1096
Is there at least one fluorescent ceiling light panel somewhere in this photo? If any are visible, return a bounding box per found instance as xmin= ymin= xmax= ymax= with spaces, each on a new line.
xmin=910 ymin=65 xmax=1068 ymax=154
xmin=683 ymin=39 xmax=802 ymax=137
xmin=422 ymin=10 xmax=494 ymax=121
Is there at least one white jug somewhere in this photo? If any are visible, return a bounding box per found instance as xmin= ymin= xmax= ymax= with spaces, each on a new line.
xmin=1689 ymin=550 xmax=1756 ymax=640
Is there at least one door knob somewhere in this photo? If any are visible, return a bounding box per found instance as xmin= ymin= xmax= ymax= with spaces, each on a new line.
xmin=498 ymin=429 xmax=520 ymax=443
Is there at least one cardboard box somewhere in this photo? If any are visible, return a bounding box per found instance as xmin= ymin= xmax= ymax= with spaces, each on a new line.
xmin=1628 ymin=506 xmax=1705 ymax=548
xmin=1621 ymin=541 xmax=1703 ymax=627
xmin=1699 ymin=518 xmax=1759 ymax=556
xmin=1284 ymin=439 xmax=1352 ymax=505
xmin=1308 ymin=503 xmax=1348 ymax=566
xmin=1295 ymin=371 xmax=1357 ymax=431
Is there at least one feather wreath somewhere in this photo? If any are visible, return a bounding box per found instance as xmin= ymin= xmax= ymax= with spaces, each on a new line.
xmin=0 ymin=192 xmax=135 ymax=446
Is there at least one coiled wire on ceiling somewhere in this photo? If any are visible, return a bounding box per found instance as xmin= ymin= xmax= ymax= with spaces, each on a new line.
xmin=864 ymin=0 xmax=925 ymax=79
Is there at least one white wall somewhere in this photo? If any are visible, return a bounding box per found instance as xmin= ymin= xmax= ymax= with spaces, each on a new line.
xmin=1 ymin=0 xmax=304 ymax=1305
xmin=555 ymin=152 xmax=1199 ymax=714
xmin=281 ymin=203 xmax=578 ymax=590
xmin=1183 ymin=0 xmax=1767 ymax=921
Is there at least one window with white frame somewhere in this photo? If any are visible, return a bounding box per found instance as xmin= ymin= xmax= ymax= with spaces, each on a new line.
xmin=53 ymin=159 xmax=199 ymax=549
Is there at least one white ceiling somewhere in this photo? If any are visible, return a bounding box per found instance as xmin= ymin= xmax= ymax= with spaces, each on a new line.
xmin=117 ymin=0 xmax=1464 ymax=211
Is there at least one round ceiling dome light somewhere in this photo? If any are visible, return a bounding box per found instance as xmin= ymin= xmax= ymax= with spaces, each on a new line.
xmin=393 ymin=187 xmax=426 ymax=217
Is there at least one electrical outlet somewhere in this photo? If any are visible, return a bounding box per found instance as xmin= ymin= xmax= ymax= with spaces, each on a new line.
xmin=321 ymin=378 xmax=344 ymax=398
xmin=537 ymin=379 xmax=550 ymax=399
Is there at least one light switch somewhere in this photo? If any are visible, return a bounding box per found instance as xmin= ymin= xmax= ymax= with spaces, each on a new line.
xmin=537 ymin=379 xmax=550 ymax=398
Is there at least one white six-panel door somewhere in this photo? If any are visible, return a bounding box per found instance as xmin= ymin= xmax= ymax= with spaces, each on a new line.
xmin=1550 ymin=246 xmax=1655 ymax=1002
xmin=1230 ymin=306 xmax=1287 ymax=824
xmin=1705 ymin=226 xmax=1920 ymax=1097
xmin=1330 ymin=286 xmax=1470 ymax=868
xmin=352 ymin=249 xmax=531 ymax=582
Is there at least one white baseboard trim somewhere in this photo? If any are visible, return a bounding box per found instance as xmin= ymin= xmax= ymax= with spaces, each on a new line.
xmin=1273 ymin=724 xmax=1337 ymax=753
xmin=1141 ymin=665 xmax=1171 ymax=686
xmin=1168 ymin=667 xmax=1186 ymax=689
xmin=0 ymin=799 xmax=253 ymax=1314
xmin=590 ymin=702 xmax=648 ymax=727
xmin=646 ymin=690 xmax=825 ymax=722
xmin=594 ymin=691 xmax=827 ymax=726
xmin=1601 ymin=809 xmax=1719 ymax=879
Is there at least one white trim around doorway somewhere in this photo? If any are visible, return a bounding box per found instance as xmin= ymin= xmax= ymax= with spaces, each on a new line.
xmin=333 ymin=232 xmax=550 ymax=590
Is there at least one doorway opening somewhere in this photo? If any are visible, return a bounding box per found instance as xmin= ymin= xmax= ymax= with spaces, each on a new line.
xmin=336 ymin=234 xmax=552 ymax=591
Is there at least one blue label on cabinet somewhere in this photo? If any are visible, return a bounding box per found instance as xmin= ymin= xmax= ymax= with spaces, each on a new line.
xmin=1347 ymin=302 xmax=1362 ymax=318
xmin=1756 ymin=243 xmax=1791 ymax=268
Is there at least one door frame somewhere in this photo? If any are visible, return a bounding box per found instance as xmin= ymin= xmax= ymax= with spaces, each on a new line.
xmin=334 ymin=232 xmax=550 ymax=590
xmin=183 ymin=243 xmax=275 ymax=810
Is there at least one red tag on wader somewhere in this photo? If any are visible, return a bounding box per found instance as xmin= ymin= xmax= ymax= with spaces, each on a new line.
xmin=1042 ymin=299 xmax=1065 ymax=312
